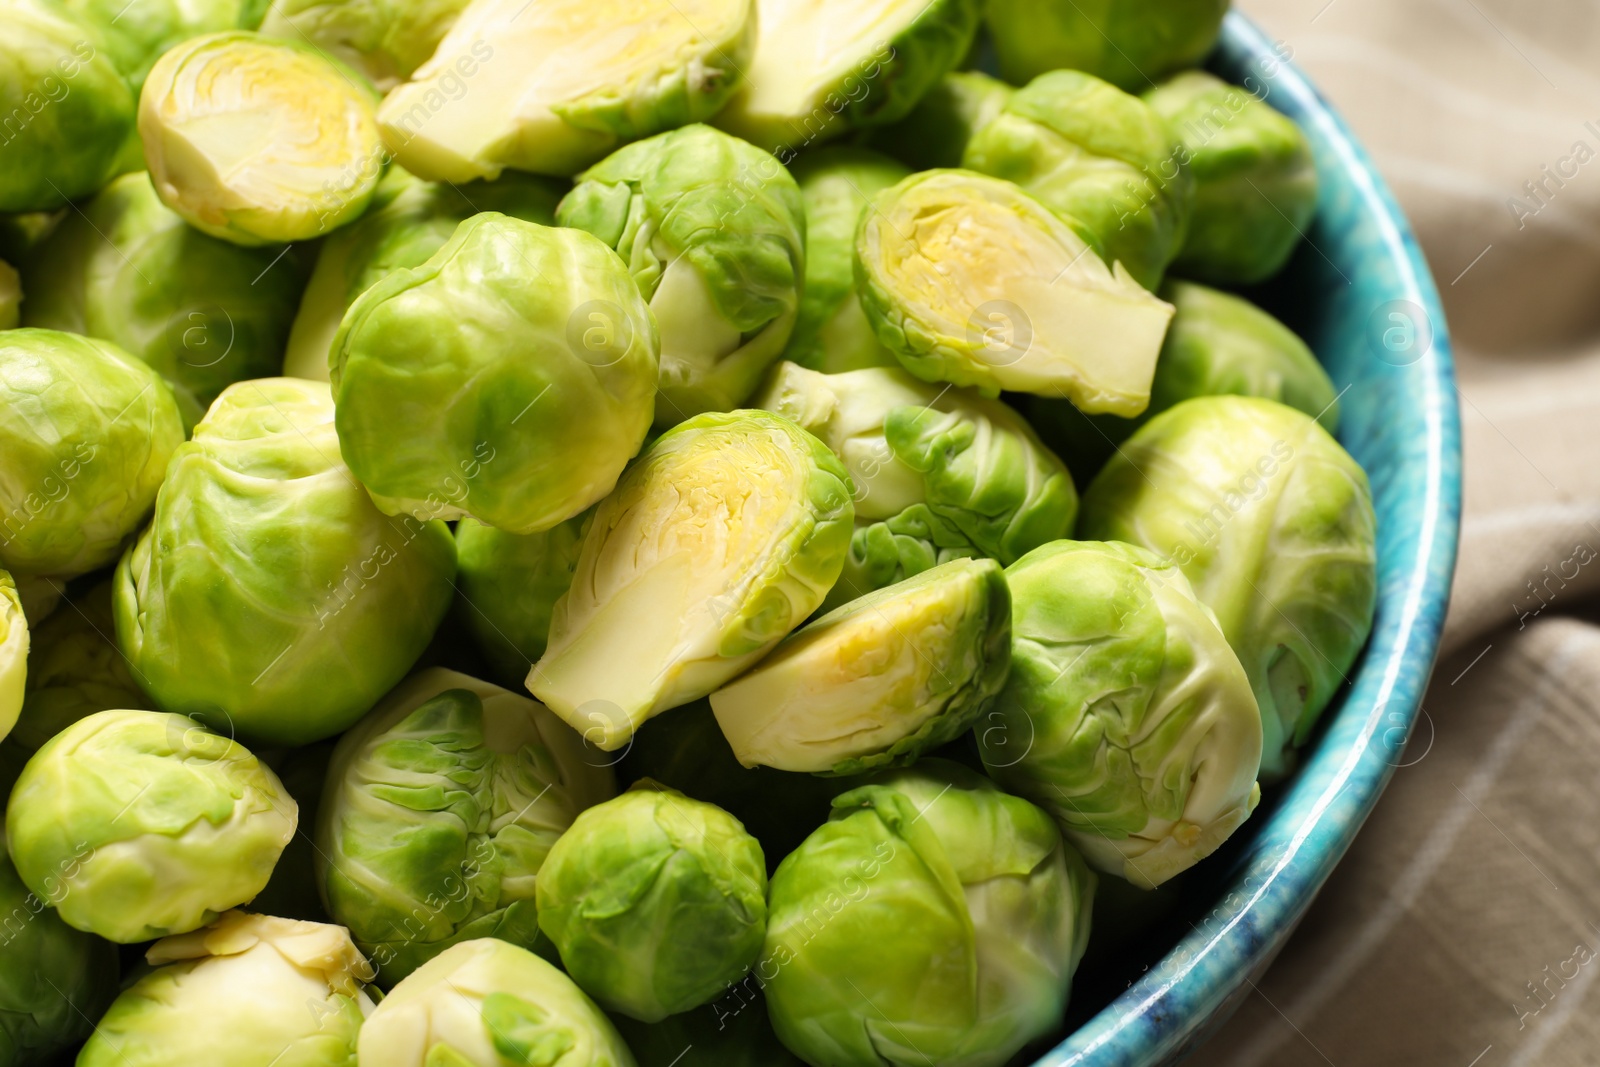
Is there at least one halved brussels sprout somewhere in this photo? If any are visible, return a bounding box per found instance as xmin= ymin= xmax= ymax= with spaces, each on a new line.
xmin=712 ymin=557 xmax=1010 ymax=775
xmin=77 ymin=912 xmax=375 ymax=1067
xmin=0 ymin=572 xmax=24 ymax=744
xmin=377 ymin=0 xmax=753 ymax=182
xmin=140 ymin=31 xmax=384 ymax=245
xmin=259 ymin=0 xmax=469 ymax=91
xmin=332 ymin=213 xmax=658 ymax=533
xmin=537 ymin=784 xmax=767 ymax=1022
xmin=1079 ymin=396 xmax=1377 ymax=777
xmin=455 ymin=511 xmax=588 ymax=689
xmin=755 ymin=362 xmax=1078 ymax=605
xmin=22 ymin=170 xmax=308 ymax=418
xmin=55 ymin=0 xmax=259 ymax=93
xmin=0 ymin=829 xmax=120 ymax=1065
xmin=985 ymin=0 xmax=1229 ymax=92
xmin=783 ymin=148 xmax=909 ymax=374
xmin=963 ymin=70 xmax=1193 ymax=291
xmin=855 ymin=170 xmax=1174 ymax=409
xmin=713 ymin=0 xmax=980 ymax=155
xmin=114 ymin=377 xmax=457 ymax=747
xmin=871 ymin=70 xmax=1014 ymax=171
xmin=763 ymin=761 xmax=1095 ymax=1067
xmin=529 ymin=410 xmax=854 ymax=750
xmin=0 ymin=1 xmax=135 ymax=213
xmin=11 ymin=581 xmax=141 ymax=752
xmin=283 ymin=167 xmax=564 ymax=382
xmin=557 ymin=125 xmax=804 ymax=426
xmin=357 ymin=938 xmax=636 ymax=1067
xmin=1028 ymin=280 xmax=1338 ymax=484
xmin=1146 ymin=70 xmax=1320 ymax=285
xmin=317 ymin=668 xmax=616 ymax=986
xmin=0 ymin=260 xmax=19 ymax=330
xmin=980 ymin=540 xmax=1262 ymax=887
xmin=5 ymin=710 xmax=296 ymax=942
xmin=0 ymin=328 xmax=185 ymax=578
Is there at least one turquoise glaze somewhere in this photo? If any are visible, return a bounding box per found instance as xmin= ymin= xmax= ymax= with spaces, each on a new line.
xmin=1032 ymin=13 xmax=1462 ymax=1066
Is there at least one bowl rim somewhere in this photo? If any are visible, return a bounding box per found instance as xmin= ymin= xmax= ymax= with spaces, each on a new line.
xmin=1031 ymin=12 xmax=1464 ymax=1066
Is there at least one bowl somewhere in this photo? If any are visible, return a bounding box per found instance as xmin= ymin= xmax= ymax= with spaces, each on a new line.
xmin=1029 ymin=12 xmax=1463 ymax=1066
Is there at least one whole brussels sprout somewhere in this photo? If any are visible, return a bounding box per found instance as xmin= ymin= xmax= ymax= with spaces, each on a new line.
xmin=855 ymin=170 xmax=1174 ymax=409
xmin=763 ymin=761 xmax=1095 ymax=1067
xmin=259 ymin=0 xmax=470 ymax=91
xmin=1028 ymin=280 xmax=1338 ymax=484
xmin=140 ymin=31 xmax=384 ymax=245
xmin=455 ymin=511 xmax=588 ymax=689
xmin=985 ymin=0 xmax=1230 ymax=92
xmin=979 ymin=540 xmax=1262 ymax=887
xmin=783 ymin=148 xmax=910 ymax=375
xmin=77 ymin=911 xmax=376 ymax=1067
xmin=331 ymin=213 xmax=658 ymax=533
xmin=247 ymin=740 xmax=334 ymax=922
xmin=357 ymin=938 xmax=636 ymax=1067
xmin=1146 ymin=70 xmax=1319 ymax=285
xmin=713 ymin=0 xmax=980 ymax=155
xmin=283 ymin=167 xmax=565 ymax=382
xmin=711 ymin=557 xmax=1011 ymax=775
xmin=5 ymin=709 xmax=296 ymax=942
xmin=114 ymin=377 xmax=457 ymax=747
xmin=0 ymin=572 xmax=24 ymax=745
xmin=1079 ymin=396 xmax=1377 ymax=777
xmin=963 ymin=70 xmax=1194 ymax=291
xmin=529 ymin=409 xmax=854 ymax=750
xmin=611 ymin=987 xmax=803 ymax=1066
xmin=22 ymin=171 xmax=308 ymax=419
xmin=871 ymin=70 xmax=1014 ymax=171
xmin=317 ymin=668 xmax=616 ymax=986
xmin=11 ymin=581 xmax=141 ymax=752
xmin=54 ymin=0 xmax=260 ymax=92
xmin=755 ymin=362 xmax=1077 ymax=605
xmin=0 ymin=328 xmax=185 ymax=578
xmin=0 ymin=830 xmax=119 ymax=1066
xmin=0 ymin=260 xmax=18 ymax=330
xmin=0 ymin=2 xmax=135 ymax=213
xmin=377 ymin=0 xmax=753 ymax=182
xmin=557 ymin=125 xmax=804 ymax=426
xmin=537 ymin=785 xmax=767 ymax=1022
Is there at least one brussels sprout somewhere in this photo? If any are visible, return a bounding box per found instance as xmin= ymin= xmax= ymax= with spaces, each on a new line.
xmin=711 ymin=558 xmax=1010 ymax=775
xmin=22 ymin=171 xmax=308 ymax=418
xmin=783 ymin=148 xmax=909 ymax=374
xmin=963 ymin=70 xmax=1193 ymax=291
xmin=985 ymin=0 xmax=1229 ymax=93
xmin=331 ymin=213 xmax=657 ymax=533
xmin=978 ymin=540 xmax=1261 ymax=887
xmin=377 ymin=0 xmax=753 ymax=182
xmin=11 ymin=581 xmax=141 ymax=753
xmin=763 ymin=761 xmax=1095 ymax=1067
xmin=0 ymin=572 xmax=23 ymax=745
xmin=357 ymin=938 xmax=636 ymax=1067
xmin=557 ymin=126 xmax=804 ymax=426
xmin=0 ymin=2 xmax=135 ymax=213
xmin=0 ymin=830 xmax=119 ymax=1066
xmin=0 ymin=260 xmax=18 ymax=330
xmin=0 ymin=328 xmax=185 ymax=578
xmin=455 ymin=511 xmax=587 ymax=689
xmin=870 ymin=70 xmax=1013 ymax=171
xmin=529 ymin=409 xmax=854 ymax=750
xmin=259 ymin=0 xmax=469 ymax=91
xmin=140 ymin=31 xmax=384 ymax=246
xmin=713 ymin=0 xmax=980 ymax=155
xmin=610 ymin=988 xmax=803 ymax=1067
xmin=1028 ymin=280 xmax=1338 ymax=484
xmin=317 ymin=668 xmax=616 ymax=985
xmin=755 ymin=362 xmax=1077 ymax=605
xmin=283 ymin=168 xmax=564 ymax=382
xmin=537 ymin=784 xmax=767 ymax=1022
xmin=114 ymin=377 xmax=457 ymax=747
xmin=77 ymin=911 xmax=375 ymax=1067
xmin=1079 ymin=396 xmax=1377 ymax=777
xmin=5 ymin=709 xmax=295 ymax=942
xmin=55 ymin=0 xmax=259 ymax=93
xmin=855 ymin=170 xmax=1174 ymax=408
xmin=247 ymin=740 xmax=334 ymax=923
xmin=1145 ymin=71 xmax=1319 ymax=285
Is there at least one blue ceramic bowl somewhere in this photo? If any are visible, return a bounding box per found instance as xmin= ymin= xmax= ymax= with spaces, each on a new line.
xmin=1030 ymin=13 xmax=1462 ymax=1066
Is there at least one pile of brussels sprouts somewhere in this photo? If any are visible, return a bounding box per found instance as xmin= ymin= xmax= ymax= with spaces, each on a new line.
xmin=0 ymin=0 xmax=1379 ymax=1062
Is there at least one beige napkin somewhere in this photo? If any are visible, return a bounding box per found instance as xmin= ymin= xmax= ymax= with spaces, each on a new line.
xmin=1187 ymin=2 xmax=1600 ymax=1064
